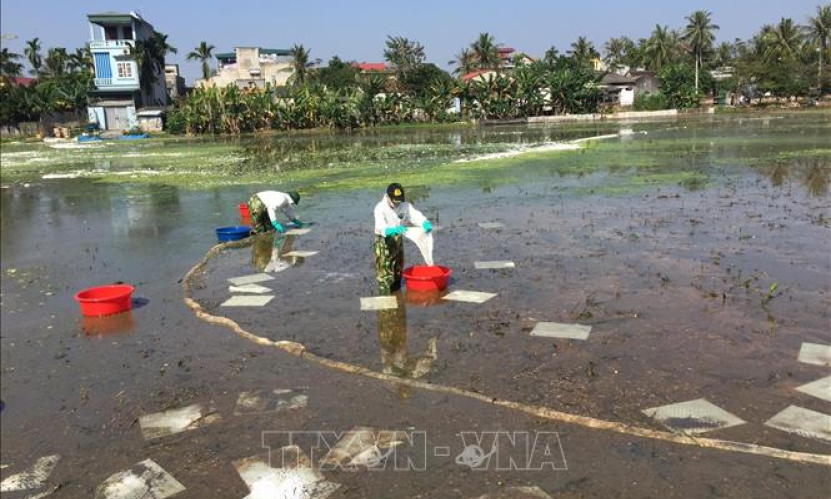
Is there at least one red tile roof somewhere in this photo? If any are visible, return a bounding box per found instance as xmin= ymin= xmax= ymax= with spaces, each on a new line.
xmin=461 ymin=69 xmax=492 ymax=82
xmin=352 ymin=62 xmax=389 ymax=72
xmin=11 ymin=77 xmax=36 ymax=86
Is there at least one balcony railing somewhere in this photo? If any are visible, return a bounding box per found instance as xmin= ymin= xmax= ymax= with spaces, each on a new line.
xmin=89 ymin=39 xmax=135 ymax=49
xmin=94 ymin=78 xmax=139 ymax=90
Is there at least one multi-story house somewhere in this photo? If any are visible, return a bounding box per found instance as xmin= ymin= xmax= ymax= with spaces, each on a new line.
xmin=197 ymin=47 xmax=294 ymax=89
xmin=86 ymin=12 xmax=167 ymax=131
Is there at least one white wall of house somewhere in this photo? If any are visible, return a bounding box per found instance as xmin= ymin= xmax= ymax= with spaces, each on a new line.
xmin=620 ymin=87 xmax=635 ymax=107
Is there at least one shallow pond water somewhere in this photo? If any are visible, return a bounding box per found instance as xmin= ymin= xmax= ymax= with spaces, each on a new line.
xmin=1 ymin=112 xmax=829 ymax=498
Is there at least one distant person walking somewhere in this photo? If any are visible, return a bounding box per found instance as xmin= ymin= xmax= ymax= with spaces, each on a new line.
xmin=248 ymin=190 xmax=305 ymax=234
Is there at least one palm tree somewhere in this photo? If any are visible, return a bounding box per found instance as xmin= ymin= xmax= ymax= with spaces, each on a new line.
xmin=24 ymin=38 xmax=42 ymax=76
xmin=471 ymin=33 xmax=500 ymax=69
xmin=763 ymin=18 xmax=803 ymax=63
xmin=806 ymin=5 xmax=831 ymax=85
xmin=713 ymin=41 xmax=734 ymax=68
xmin=69 ymin=47 xmax=93 ymax=74
xmin=383 ymin=36 xmax=425 ymax=77
xmin=604 ymin=37 xmax=629 ymax=72
xmin=683 ymin=10 xmax=720 ymax=91
xmin=153 ymin=32 xmax=177 ymax=58
xmin=569 ymin=36 xmax=599 ymax=68
xmin=44 ymin=48 xmax=69 ymax=77
xmin=187 ymin=41 xmax=215 ymax=80
xmin=543 ymin=46 xmax=559 ymax=66
xmin=449 ymin=48 xmax=476 ymax=75
xmin=287 ymin=44 xmax=313 ymax=85
xmin=0 ymin=48 xmax=24 ymax=78
xmin=645 ymin=25 xmax=675 ymax=71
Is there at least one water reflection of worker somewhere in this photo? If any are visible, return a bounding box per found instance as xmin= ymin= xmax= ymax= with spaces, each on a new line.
xmin=373 ymin=183 xmax=433 ymax=295
xmin=252 ymin=232 xmax=300 ymax=272
xmin=248 ymin=190 xmax=305 ymax=234
xmin=377 ymin=293 xmax=437 ymax=379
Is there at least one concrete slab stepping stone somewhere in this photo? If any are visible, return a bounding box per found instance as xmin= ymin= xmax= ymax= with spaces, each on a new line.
xmin=470 ymin=486 xmax=554 ymax=499
xmin=795 ymin=375 xmax=831 ymax=403
xmin=360 ymin=296 xmax=398 ymax=311
xmin=221 ymin=295 xmax=275 ymax=307
xmin=475 ymin=261 xmax=516 ymax=270
xmin=234 ymin=446 xmax=339 ymax=499
xmin=319 ymin=427 xmax=408 ymax=469
xmin=478 ymin=222 xmax=505 ymax=229
xmin=285 ymin=228 xmax=311 ymax=236
xmin=798 ymin=343 xmax=831 ymax=367
xmin=228 ymin=273 xmax=275 ymax=286
xmin=642 ymin=398 xmax=745 ymax=434
xmin=138 ymin=403 xmax=220 ymax=440
xmin=94 ymin=459 xmax=185 ymax=499
xmin=234 ymin=389 xmax=308 ymax=415
xmin=765 ymin=405 xmax=831 ymax=443
xmin=281 ymin=250 xmax=318 ymax=258
xmin=442 ymin=290 xmax=498 ymax=304
xmin=0 ymin=454 xmax=60 ymax=493
xmin=530 ymin=322 xmax=592 ymax=340
xmin=228 ymin=283 xmax=272 ymax=294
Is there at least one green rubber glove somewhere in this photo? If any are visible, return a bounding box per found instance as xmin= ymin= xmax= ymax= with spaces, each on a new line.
xmin=272 ymin=221 xmax=285 ymax=233
xmin=291 ymin=218 xmax=304 ymax=227
xmin=384 ymin=225 xmax=406 ymax=237
xmin=422 ymin=220 xmax=433 ymax=233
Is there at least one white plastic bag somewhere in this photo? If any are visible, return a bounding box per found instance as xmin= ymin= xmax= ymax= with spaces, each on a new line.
xmin=404 ymin=227 xmax=434 ymax=266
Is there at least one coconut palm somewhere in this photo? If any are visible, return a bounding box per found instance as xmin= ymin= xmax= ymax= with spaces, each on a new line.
xmin=153 ymin=32 xmax=177 ymax=58
xmin=543 ymin=46 xmax=559 ymax=66
xmin=383 ymin=36 xmax=425 ymax=77
xmin=187 ymin=41 xmax=215 ymax=80
xmin=43 ymin=48 xmax=69 ymax=77
xmin=645 ymin=25 xmax=676 ymax=71
xmin=763 ymin=18 xmax=804 ymax=63
xmin=471 ymin=33 xmax=501 ymax=69
xmin=0 ymin=48 xmax=24 ymax=78
xmin=683 ymin=10 xmax=719 ymax=91
xmin=69 ymin=47 xmax=93 ymax=74
xmin=449 ymin=48 xmax=476 ymax=75
xmin=806 ymin=5 xmax=831 ymax=84
xmin=713 ymin=41 xmax=734 ymax=68
xmin=24 ymin=38 xmax=42 ymax=76
xmin=569 ymin=36 xmax=599 ymax=68
xmin=287 ymin=44 xmax=314 ymax=86
xmin=604 ymin=37 xmax=630 ymax=72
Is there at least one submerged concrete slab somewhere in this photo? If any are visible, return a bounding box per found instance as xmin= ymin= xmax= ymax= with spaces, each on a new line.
xmin=228 ymin=283 xmax=272 ymax=294
xmin=221 ymin=295 xmax=275 ymax=307
xmin=798 ymin=342 xmax=831 ymax=367
xmin=319 ymin=427 xmax=407 ymax=469
xmin=360 ymin=296 xmax=398 ymax=311
xmin=234 ymin=447 xmax=339 ymax=499
xmin=530 ymin=322 xmax=592 ymax=340
xmin=642 ymin=398 xmax=745 ymax=434
xmin=228 ymin=273 xmax=275 ymax=286
xmin=474 ymin=261 xmax=516 ymax=270
xmin=234 ymin=389 xmax=308 ymax=415
xmin=281 ymin=250 xmax=318 ymax=258
xmin=478 ymin=222 xmax=505 ymax=229
xmin=285 ymin=228 xmax=311 ymax=236
xmin=442 ymin=290 xmax=498 ymax=304
xmin=0 ymin=454 xmax=60 ymax=492
xmin=795 ymin=375 xmax=831 ymax=403
xmin=765 ymin=405 xmax=831 ymax=443
xmin=470 ymin=486 xmax=554 ymax=499
xmin=138 ymin=403 xmax=221 ymax=440
xmin=94 ymin=459 xmax=185 ymax=499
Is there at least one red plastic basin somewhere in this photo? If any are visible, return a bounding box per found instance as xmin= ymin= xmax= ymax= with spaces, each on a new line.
xmin=75 ymin=284 xmax=135 ymax=317
xmin=403 ymin=265 xmax=452 ymax=292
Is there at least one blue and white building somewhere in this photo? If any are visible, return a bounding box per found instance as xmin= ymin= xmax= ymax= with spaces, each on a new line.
xmin=87 ymin=12 xmax=167 ymax=131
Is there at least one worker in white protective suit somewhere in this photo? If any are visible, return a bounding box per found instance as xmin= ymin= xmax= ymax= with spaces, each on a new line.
xmin=248 ymin=190 xmax=305 ymax=234
xmin=373 ymin=183 xmax=434 ymax=295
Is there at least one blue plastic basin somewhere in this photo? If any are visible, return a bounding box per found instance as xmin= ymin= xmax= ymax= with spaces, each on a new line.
xmin=216 ymin=226 xmax=252 ymax=242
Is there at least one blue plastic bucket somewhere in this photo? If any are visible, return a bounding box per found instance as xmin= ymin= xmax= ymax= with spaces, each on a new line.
xmin=216 ymin=226 xmax=251 ymax=242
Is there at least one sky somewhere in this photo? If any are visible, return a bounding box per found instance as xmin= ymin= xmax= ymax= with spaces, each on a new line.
xmin=1 ymin=0 xmax=823 ymax=82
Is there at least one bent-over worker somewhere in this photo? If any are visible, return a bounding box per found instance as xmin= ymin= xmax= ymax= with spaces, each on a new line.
xmin=248 ymin=190 xmax=304 ymax=234
xmin=373 ymin=183 xmax=433 ymax=295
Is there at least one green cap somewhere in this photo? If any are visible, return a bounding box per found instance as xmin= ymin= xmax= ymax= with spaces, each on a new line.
xmin=288 ymin=191 xmax=300 ymax=205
